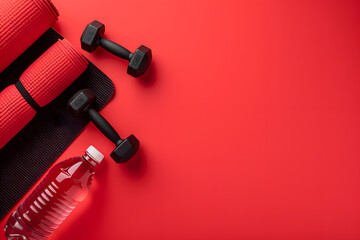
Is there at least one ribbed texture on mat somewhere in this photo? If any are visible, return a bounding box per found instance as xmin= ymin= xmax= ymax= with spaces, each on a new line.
xmin=20 ymin=39 xmax=88 ymax=107
xmin=0 ymin=0 xmax=58 ymax=73
xmin=0 ymin=39 xmax=88 ymax=149
xmin=0 ymin=85 xmax=36 ymax=149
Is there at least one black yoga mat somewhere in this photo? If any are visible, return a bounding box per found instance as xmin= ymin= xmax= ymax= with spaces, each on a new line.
xmin=0 ymin=28 xmax=114 ymax=219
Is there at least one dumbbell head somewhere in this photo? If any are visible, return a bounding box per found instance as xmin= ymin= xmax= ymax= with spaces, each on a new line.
xmin=111 ymin=135 xmax=140 ymax=163
xmin=67 ymin=89 xmax=95 ymax=117
xmin=81 ymin=20 xmax=105 ymax=53
xmin=128 ymin=45 xmax=152 ymax=78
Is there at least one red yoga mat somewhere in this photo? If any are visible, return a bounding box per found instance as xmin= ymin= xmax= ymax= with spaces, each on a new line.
xmin=0 ymin=39 xmax=88 ymax=149
xmin=0 ymin=0 xmax=59 ymax=73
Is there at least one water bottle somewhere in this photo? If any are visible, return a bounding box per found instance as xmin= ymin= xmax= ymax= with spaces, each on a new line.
xmin=4 ymin=145 xmax=104 ymax=240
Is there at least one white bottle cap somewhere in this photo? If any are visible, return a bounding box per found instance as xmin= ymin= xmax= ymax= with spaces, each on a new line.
xmin=86 ymin=145 xmax=104 ymax=164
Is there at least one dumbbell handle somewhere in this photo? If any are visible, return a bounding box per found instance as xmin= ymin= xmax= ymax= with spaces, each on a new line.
xmin=100 ymin=38 xmax=133 ymax=61
xmin=88 ymin=107 xmax=122 ymax=144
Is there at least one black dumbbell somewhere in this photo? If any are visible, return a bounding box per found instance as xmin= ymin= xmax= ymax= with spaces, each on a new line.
xmin=67 ymin=89 xmax=140 ymax=163
xmin=81 ymin=20 xmax=152 ymax=78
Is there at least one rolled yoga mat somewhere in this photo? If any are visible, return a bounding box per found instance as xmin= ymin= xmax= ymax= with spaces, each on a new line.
xmin=0 ymin=39 xmax=88 ymax=149
xmin=0 ymin=0 xmax=59 ymax=73
xmin=0 ymin=28 xmax=114 ymax=220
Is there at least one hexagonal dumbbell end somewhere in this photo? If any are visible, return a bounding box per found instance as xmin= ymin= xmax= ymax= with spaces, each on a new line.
xmin=111 ymin=135 xmax=140 ymax=163
xmin=67 ymin=89 xmax=96 ymax=117
xmin=81 ymin=20 xmax=105 ymax=53
xmin=128 ymin=45 xmax=152 ymax=78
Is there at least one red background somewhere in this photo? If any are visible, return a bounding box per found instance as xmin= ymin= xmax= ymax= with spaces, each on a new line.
xmin=1 ymin=0 xmax=360 ymax=239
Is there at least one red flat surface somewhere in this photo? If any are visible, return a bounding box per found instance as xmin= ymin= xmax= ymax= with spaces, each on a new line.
xmin=1 ymin=0 xmax=360 ymax=239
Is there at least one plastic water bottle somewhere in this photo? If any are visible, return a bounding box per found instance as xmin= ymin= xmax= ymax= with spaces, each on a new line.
xmin=4 ymin=146 xmax=104 ymax=240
